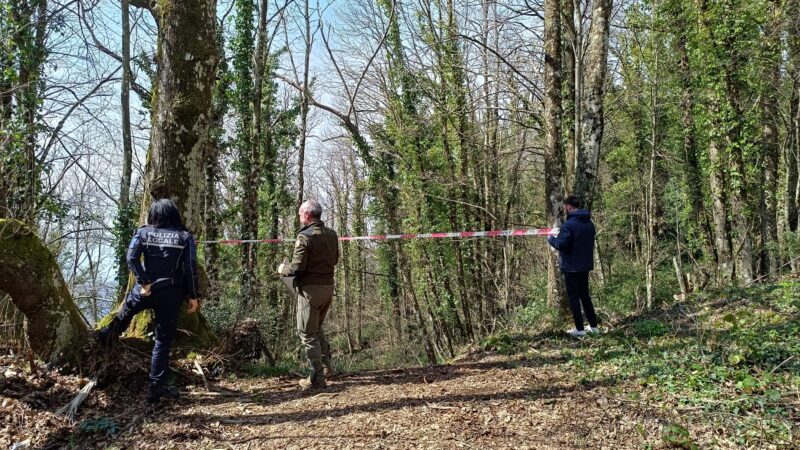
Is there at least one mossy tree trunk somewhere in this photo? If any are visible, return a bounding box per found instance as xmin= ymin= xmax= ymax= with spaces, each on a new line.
xmin=1 ymin=0 xmax=48 ymax=224
xmin=113 ymin=0 xmax=219 ymax=348
xmin=144 ymin=0 xmax=217 ymax=231
xmin=787 ymin=0 xmax=800 ymax=234
xmin=757 ymin=0 xmax=781 ymax=277
xmin=543 ymin=0 xmax=569 ymax=318
xmin=0 ymin=219 xmax=88 ymax=364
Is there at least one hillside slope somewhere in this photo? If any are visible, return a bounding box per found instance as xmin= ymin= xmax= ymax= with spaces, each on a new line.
xmin=2 ymin=281 xmax=798 ymax=449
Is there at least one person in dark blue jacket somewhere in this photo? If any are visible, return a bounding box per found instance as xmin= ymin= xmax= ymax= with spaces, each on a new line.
xmin=97 ymin=198 xmax=201 ymax=403
xmin=547 ymin=195 xmax=599 ymax=337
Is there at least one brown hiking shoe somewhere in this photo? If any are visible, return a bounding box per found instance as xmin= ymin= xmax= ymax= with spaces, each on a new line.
xmin=298 ymin=378 xmax=327 ymax=391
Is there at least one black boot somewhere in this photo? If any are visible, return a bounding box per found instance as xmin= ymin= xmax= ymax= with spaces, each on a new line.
xmin=96 ymin=318 xmax=121 ymax=346
xmin=147 ymin=382 xmax=180 ymax=404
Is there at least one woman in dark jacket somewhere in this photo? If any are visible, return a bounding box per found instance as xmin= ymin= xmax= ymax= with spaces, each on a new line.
xmin=98 ymin=199 xmax=201 ymax=403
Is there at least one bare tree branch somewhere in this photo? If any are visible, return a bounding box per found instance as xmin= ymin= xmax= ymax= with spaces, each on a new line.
xmin=41 ymin=67 xmax=121 ymax=164
xmin=79 ymin=4 xmax=152 ymax=101
xmin=459 ymin=33 xmax=543 ymax=102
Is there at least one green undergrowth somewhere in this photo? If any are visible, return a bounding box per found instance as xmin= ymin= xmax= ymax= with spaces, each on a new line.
xmin=237 ymin=360 xmax=294 ymax=378
xmin=499 ymin=279 xmax=800 ymax=447
xmin=226 ymin=327 xmax=428 ymax=380
xmin=515 ymin=264 xmax=678 ymax=331
xmin=218 ymin=343 xmax=425 ymax=379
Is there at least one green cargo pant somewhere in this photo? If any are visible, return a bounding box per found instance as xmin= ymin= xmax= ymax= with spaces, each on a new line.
xmin=296 ymin=284 xmax=334 ymax=383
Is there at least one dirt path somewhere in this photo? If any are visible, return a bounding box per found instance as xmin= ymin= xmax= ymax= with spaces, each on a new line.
xmin=6 ymin=286 xmax=800 ymax=449
xmin=68 ymin=350 xmax=663 ymax=449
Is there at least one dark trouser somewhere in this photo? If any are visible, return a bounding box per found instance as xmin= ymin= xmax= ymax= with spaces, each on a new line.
xmin=100 ymin=283 xmax=184 ymax=384
xmin=563 ymin=271 xmax=598 ymax=331
xmin=296 ymin=284 xmax=334 ymax=383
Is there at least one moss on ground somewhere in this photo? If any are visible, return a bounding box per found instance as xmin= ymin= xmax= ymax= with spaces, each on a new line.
xmin=496 ymin=280 xmax=800 ymax=448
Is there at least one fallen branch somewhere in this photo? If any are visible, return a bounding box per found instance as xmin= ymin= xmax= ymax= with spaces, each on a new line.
xmin=425 ymin=402 xmax=456 ymax=410
xmin=585 ymin=405 xmax=612 ymax=440
xmin=311 ymin=392 xmax=339 ymax=399
xmin=769 ymin=355 xmax=795 ymax=374
xmin=56 ymin=378 xmax=97 ymax=422
xmin=193 ymin=358 xmax=210 ymax=391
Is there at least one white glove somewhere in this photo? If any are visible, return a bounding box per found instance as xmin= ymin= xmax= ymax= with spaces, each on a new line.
xmin=277 ymin=263 xmax=286 ymax=275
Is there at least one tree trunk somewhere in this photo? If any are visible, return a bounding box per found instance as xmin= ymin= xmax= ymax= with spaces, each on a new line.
xmin=786 ymin=0 xmax=800 ymax=233
xmin=456 ymin=86 xmax=476 ymax=339
xmin=203 ymin=152 xmax=220 ymax=298
xmin=235 ymin=0 xmax=259 ymax=313
xmin=574 ymin=0 xmax=611 ymax=206
xmin=789 ymin=90 xmax=800 ymax=232
xmin=645 ymin=74 xmax=658 ymax=309
xmin=243 ymin=0 xmax=271 ymax=313
xmin=787 ymin=77 xmax=800 ymax=234
xmin=481 ymin=0 xmax=501 ymax=323
xmin=204 ymin=27 xmax=230 ymax=304
xmin=758 ymin=1 xmax=781 ymax=277
xmin=397 ymin=247 xmax=436 ymax=363
xmin=672 ymin=2 xmax=703 ymax=228
xmin=336 ymin=188 xmax=356 ymax=352
xmin=0 ymin=219 xmax=88 ymax=365
xmin=697 ymin=0 xmax=737 ymax=282
xmin=720 ymin=41 xmax=754 ymax=284
xmin=294 ymin=0 xmax=313 ymax=226
xmin=707 ymin=97 xmax=733 ymax=281
xmin=544 ymin=0 xmax=568 ymax=317
xmin=120 ymin=0 xmax=132 ymax=227
xmin=562 ymin=0 xmax=577 ymax=191
xmin=123 ymin=0 xmax=219 ymax=347
xmin=645 ymin=8 xmax=661 ymax=310
xmin=116 ymin=0 xmax=135 ymax=292
xmin=351 ymin=176 xmax=366 ymax=347
xmin=8 ymin=0 xmax=47 ymax=224
xmin=1 ymin=1 xmax=41 ymax=221
xmin=593 ymin=239 xmax=606 ymax=284
xmin=570 ymin=0 xmax=584 ymax=191
xmin=444 ymin=0 xmax=475 ymax=340
xmin=263 ymin=105 xmax=281 ymax=341
xmin=145 ymin=0 xmax=217 ymax=230
xmin=258 ymin=2 xmax=284 ymax=343
xmin=0 ymin=8 xmax=12 ymax=131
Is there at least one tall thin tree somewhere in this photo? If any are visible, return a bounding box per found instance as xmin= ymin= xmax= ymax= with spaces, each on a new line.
xmin=544 ymin=0 xmax=568 ymax=316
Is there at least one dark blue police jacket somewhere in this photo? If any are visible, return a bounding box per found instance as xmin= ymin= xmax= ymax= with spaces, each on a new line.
xmin=127 ymin=226 xmax=200 ymax=299
xmin=547 ymin=209 xmax=595 ymax=273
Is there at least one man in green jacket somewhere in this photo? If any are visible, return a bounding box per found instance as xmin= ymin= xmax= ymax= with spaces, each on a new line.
xmin=278 ymin=200 xmax=339 ymax=390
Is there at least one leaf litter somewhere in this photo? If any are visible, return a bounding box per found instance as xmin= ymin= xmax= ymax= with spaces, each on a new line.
xmin=2 ymin=344 xmax=674 ymax=449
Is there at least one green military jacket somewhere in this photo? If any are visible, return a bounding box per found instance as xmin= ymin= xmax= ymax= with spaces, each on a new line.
xmin=281 ymin=220 xmax=339 ymax=285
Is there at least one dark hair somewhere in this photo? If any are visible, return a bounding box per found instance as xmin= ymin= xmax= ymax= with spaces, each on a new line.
xmin=563 ymin=195 xmax=582 ymax=209
xmin=147 ymin=198 xmax=185 ymax=229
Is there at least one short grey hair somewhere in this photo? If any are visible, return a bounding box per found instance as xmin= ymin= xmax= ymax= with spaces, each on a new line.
xmin=300 ymin=199 xmax=323 ymax=219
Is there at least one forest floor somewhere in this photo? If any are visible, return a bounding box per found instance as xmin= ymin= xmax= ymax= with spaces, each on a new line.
xmin=2 ymin=281 xmax=799 ymax=449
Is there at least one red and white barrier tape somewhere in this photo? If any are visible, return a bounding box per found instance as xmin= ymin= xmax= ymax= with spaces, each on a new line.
xmin=201 ymin=227 xmax=559 ymax=245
